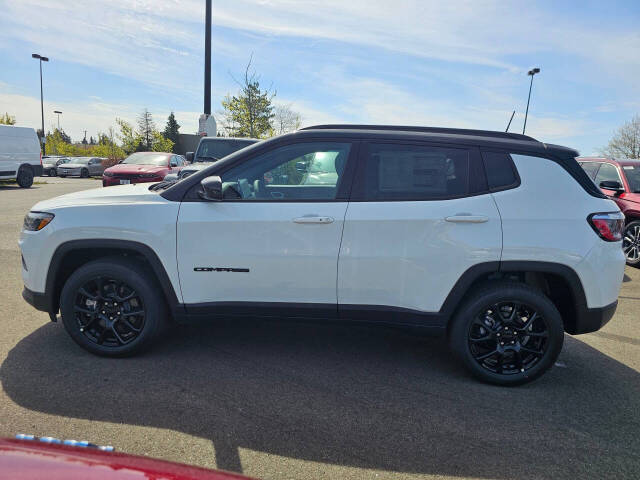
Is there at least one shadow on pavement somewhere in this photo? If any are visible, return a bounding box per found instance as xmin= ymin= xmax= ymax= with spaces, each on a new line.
xmin=2 ymin=319 xmax=639 ymax=479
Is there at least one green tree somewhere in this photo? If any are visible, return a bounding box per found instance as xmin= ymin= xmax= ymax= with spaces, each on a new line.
xmin=163 ymin=112 xmax=180 ymax=153
xmin=151 ymin=130 xmax=174 ymax=153
xmin=116 ymin=118 xmax=142 ymax=154
xmin=45 ymin=129 xmax=83 ymax=156
xmin=220 ymin=58 xmax=275 ymax=138
xmin=90 ymin=127 xmax=125 ymax=162
xmin=137 ymin=108 xmax=155 ymax=150
xmin=0 ymin=112 xmax=16 ymax=125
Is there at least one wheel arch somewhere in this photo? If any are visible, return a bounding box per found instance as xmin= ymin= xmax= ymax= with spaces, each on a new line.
xmin=441 ymin=261 xmax=587 ymax=335
xmin=45 ymin=239 xmax=182 ymax=318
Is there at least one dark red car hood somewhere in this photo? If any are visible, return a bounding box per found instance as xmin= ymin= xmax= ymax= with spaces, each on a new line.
xmin=0 ymin=438 xmax=254 ymax=480
xmin=620 ymin=192 xmax=640 ymax=205
xmin=104 ymin=164 xmax=168 ymax=175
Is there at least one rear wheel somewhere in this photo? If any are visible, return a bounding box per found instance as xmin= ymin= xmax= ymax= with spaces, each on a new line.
xmin=448 ymin=282 xmax=564 ymax=386
xmin=16 ymin=165 xmax=34 ymax=188
xmin=81 ymin=168 xmax=89 ymax=178
xmin=60 ymin=258 xmax=167 ymax=356
xmin=49 ymin=168 xmax=57 ymax=177
xmin=623 ymin=220 xmax=640 ymax=267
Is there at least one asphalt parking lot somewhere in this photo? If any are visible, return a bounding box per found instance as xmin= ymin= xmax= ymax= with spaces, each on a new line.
xmin=0 ymin=178 xmax=638 ymax=480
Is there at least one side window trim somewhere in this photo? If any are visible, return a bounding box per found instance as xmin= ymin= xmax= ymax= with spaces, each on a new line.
xmin=595 ymin=162 xmax=623 ymax=187
xmin=351 ymin=140 xmax=486 ymax=202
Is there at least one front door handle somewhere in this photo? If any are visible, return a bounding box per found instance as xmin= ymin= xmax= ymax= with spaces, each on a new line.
xmin=293 ymin=216 xmax=334 ymax=224
xmin=445 ymin=214 xmax=489 ymax=223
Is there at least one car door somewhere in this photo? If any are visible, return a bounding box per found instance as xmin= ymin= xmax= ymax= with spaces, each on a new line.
xmin=338 ymin=141 xmax=502 ymax=322
xmin=89 ymin=158 xmax=101 ymax=176
xmin=177 ymin=140 xmax=357 ymax=316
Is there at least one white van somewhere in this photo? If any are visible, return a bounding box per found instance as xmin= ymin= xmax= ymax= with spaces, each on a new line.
xmin=0 ymin=125 xmax=42 ymax=188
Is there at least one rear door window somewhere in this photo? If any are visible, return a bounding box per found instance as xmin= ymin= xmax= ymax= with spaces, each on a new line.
xmin=481 ymin=151 xmax=519 ymax=191
xmin=354 ymin=143 xmax=485 ymax=201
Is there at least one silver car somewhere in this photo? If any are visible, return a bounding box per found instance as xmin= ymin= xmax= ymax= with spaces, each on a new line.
xmin=57 ymin=157 xmax=105 ymax=178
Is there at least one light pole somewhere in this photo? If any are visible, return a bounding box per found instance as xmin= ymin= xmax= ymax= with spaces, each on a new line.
xmin=31 ymin=53 xmax=49 ymax=154
xmin=53 ymin=110 xmax=62 ymax=130
xmin=522 ymin=67 xmax=540 ymax=135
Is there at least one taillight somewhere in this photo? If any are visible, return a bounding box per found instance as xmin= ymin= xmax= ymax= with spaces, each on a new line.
xmin=588 ymin=212 xmax=624 ymax=241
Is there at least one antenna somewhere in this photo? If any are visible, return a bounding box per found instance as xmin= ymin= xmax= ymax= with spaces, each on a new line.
xmin=505 ymin=110 xmax=515 ymax=132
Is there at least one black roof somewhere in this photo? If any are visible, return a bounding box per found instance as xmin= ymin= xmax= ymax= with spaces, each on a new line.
xmin=296 ymin=124 xmax=578 ymax=159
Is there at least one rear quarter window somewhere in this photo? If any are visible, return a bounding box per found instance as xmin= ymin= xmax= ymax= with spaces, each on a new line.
xmin=481 ymin=151 xmax=519 ymax=191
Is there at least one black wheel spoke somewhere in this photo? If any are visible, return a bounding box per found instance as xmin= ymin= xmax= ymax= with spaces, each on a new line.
xmin=73 ymin=276 xmax=145 ymax=348
xmin=520 ymin=346 xmax=544 ymax=357
xmin=476 ymin=349 xmax=499 ymax=361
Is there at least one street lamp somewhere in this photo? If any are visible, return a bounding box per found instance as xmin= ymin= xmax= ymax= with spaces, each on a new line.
xmin=32 ymin=53 xmax=49 ymax=154
xmin=53 ymin=110 xmax=62 ymax=130
xmin=522 ymin=67 xmax=540 ymax=135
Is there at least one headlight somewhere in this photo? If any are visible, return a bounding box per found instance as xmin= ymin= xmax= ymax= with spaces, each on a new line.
xmin=23 ymin=212 xmax=55 ymax=231
xmin=103 ymin=171 xmax=114 ymax=177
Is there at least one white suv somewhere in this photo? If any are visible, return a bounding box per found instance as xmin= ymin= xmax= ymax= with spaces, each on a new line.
xmin=20 ymin=125 xmax=625 ymax=385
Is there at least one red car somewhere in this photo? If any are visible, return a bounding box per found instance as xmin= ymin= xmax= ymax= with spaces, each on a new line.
xmin=103 ymin=152 xmax=186 ymax=187
xmin=1 ymin=436 xmax=254 ymax=480
xmin=578 ymin=157 xmax=640 ymax=266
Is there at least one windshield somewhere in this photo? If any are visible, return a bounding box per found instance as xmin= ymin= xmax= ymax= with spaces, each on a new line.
xmin=623 ymin=165 xmax=640 ymax=193
xmin=122 ymin=153 xmax=169 ymax=166
xmin=196 ymin=139 xmax=256 ymax=162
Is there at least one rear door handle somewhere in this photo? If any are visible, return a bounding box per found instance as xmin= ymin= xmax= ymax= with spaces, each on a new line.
xmin=445 ymin=215 xmax=489 ymax=223
xmin=293 ymin=216 xmax=334 ymax=224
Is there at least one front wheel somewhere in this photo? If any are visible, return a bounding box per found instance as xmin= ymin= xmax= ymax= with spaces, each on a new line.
xmin=60 ymin=257 xmax=167 ymax=356
xmin=16 ymin=165 xmax=34 ymax=188
xmin=448 ymin=282 xmax=564 ymax=386
xmin=623 ymin=221 xmax=640 ymax=267
xmin=81 ymin=168 xmax=89 ymax=178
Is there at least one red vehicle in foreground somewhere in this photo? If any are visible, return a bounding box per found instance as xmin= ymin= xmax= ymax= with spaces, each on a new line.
xmin=0 ymin=436 xmax=253 ymax=480
xmin=103 ymin=152 xmax=186 ymax=187
xmin=578 ymin=157 xmax=640 ymax=266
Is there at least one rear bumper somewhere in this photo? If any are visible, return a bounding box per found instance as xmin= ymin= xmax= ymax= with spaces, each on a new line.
xmin=22 ymin=286 xmax=49 ymax=313
xmin=573 ymin=300 xmax=618 ymax=335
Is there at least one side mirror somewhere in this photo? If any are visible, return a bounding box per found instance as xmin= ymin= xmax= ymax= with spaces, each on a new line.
xmin=199 ymin=175 xmax=223 ymax=201
xmin=186 ymin=152 xmax=194 ymax=163
xmin=296 ymin=161 xmax=308 ymax=173
xmin=599 ymin=180 xmax=624 ymax=194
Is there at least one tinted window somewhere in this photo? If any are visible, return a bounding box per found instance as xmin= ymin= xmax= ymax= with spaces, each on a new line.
xmin=196 ymin=139 xmax=257 ymax=162
xmin=594 ymin=163 xmax=621 ymax=186
xmin=579 ymin=162 xmax=600 ymax=179
xmin=622 ymin=165 xmax=640 ymax=193
xmin=482 ymin=151 xmax=517 ymax=190
xmin=360 ymin=143 xmax=470 ymax=200
xmin=220 ymin=142 xmax=351 ymax=201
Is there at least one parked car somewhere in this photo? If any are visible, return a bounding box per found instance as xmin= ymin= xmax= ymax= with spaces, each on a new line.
xmin=103 ymin=152 xmax=185 ymax=186
xmin=578 ymin=157 xmax=640 ymax=266
xmin=20 ymin=125 xmax=624 ymax=386
xmin=58 ymin=157 xmax=105 ymax=178
xmin=4 ymin=435 xmax=253 ymax=479
xmin=42 ymin=156 xmax=70 ymax=176
xmin=165 ymin=138 xmax=259 ymax=182
xmin=0 ymin=125 xmax=42 ymax=187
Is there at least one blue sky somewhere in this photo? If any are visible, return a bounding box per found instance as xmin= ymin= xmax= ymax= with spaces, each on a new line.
xmin=1 ymin=0 xmax=639 ymax=155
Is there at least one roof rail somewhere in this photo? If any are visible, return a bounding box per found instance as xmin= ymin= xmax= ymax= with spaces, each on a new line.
xmin=301 ymin=124 xmax=538 ymax=142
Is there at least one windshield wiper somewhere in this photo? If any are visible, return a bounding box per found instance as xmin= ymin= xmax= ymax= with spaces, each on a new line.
xmin=149 ymin=180 xmax=177 ymax=191
xmin=197 ymin=155 xmax=220 ymax=161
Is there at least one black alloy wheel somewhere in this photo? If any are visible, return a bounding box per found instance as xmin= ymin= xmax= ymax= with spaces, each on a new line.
xmin=468 ymin=302 xmax=548 ymax=376
xmin=623 ymin=221 xmax=640 ymax=267
xmin=60 ymin=257 xmax=167 ymax=356
xmin=449 ymin=282 xmax=564 ymax=385
xmin=73 ymin=277 xmax=145 ymax=347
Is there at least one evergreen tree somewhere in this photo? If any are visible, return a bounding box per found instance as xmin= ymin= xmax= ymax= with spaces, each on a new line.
xmin=137 ymin=108 xmax=155 ymax=150
xmin=162 ymin=112 xmax=180 ymax=153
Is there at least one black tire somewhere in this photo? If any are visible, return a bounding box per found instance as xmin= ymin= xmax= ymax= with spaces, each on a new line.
xmin=16 ymin=165 xmax=34 ymax=188
xmin=622 ymin=220 xmax=640 ymax=267
xmin=60 ymin=257 xmax=167 ymax=357
xmin=81 ymin=168 xmax=89 ymax=178
xmin=448 ymin=282 xmax=564 ymax=386
xmin=49 ymin=168 xmax=57 ymax=177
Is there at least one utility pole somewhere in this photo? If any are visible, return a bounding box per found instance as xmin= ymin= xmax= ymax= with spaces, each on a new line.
xmin=198 ymin=0 xmax=217 ymax=136
xmin=54 ymin=110 xmax=62 ymax=130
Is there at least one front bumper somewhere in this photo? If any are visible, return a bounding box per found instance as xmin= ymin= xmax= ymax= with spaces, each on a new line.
xmin=572 ymin=300 xmax=618 ymax=335
xmin=22 ymin=286 xmax=49 ymax=312
xmin=103 ymin=176 xmax=162 ymax=187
